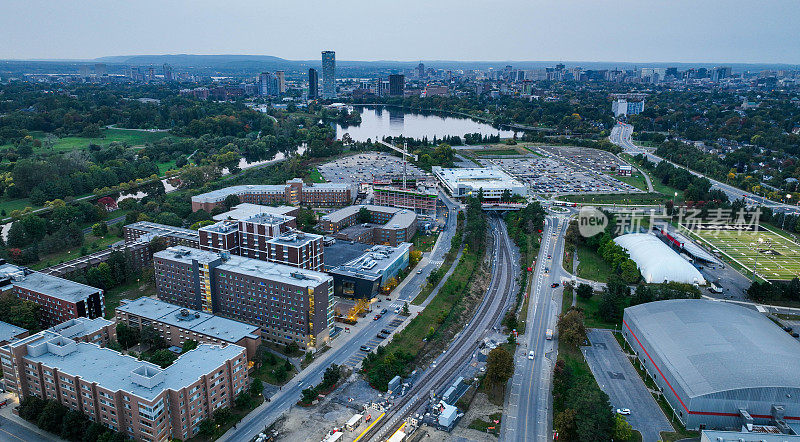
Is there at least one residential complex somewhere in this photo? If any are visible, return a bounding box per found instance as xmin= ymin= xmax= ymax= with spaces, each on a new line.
xmin=190 ymin=179 xmax=356 ymax=212
xmin=12 ymin=272 xmax=104 ymax=326
xmin=46 ymin=317 xmax=116 ymax=346
xmin=319 ymin=205 xmax=417 ymax=247
xmin=373 ymin=186 xmax=438 ymax=216
xmin=123 ymin=221 xmax=200 ymax=249
xmin=0 ymin=331 xmax=246 ymax=441
xmin=432 ymin=166 xmax=527 ymax=200
xmin=0 ymin=321 xmax=28 ymax=346
xmin=116 ymin=297 xmax=261 ymax=360
xmin=153 ymin=246 xmax=334 ymax=349
xmin=199 ymin=211 xmax=324 ymax=272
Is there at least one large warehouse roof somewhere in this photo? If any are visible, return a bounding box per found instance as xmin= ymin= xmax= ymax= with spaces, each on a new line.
xmin=624 ymin=299 xmax=800 ymax=398
xmin=614 ymin=233 xmax=705 ymax=284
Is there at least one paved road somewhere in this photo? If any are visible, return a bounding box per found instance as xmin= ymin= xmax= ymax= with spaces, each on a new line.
xmin=218 ymin=192 xmax=462 ymax=442
xmin=502 ymin=213 xmax=569 ymax=441
xmin=583 ymin=329 xmax=672 ymax=442
xmin=364 ymin=216 xmax=519 ymax=441
xmin=611 ymin=123 xmax=798 ymax=214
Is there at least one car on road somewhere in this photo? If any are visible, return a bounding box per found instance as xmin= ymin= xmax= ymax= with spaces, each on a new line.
xmin=359 ymin=345 xmax=372 ymax=352
xmin=373 ymin=314 xmax=381 ymax=320
xmin=528 ymin=351 xmax=535 ymax=360
xmin=417 ymin=269 xmax=423 ymax=274
xmin=544 ymin=267 xmax=549 ymax=273
xmin=616 ymin=408 xmax=631 ymax=415
xmin=380 ymin=308 xmax=388 ymax=314
xmin=551 ymin=283 xmax=559 ymax=288
xmin=547 ymin=254 xmax=552 ymax=259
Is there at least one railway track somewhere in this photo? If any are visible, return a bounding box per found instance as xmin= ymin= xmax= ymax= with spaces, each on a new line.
xmin=364 ymin=217 xmax=517 ymax=441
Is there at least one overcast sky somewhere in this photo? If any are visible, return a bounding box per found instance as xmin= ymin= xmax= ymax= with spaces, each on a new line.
xmin=2 ymin=0 xmax=799 ymax=64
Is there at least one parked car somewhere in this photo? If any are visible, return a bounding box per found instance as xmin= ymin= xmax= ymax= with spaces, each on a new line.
xmin=377 ymin=333 xmax=387 ymax=339
xmin=373 ymin=314 xmax=381 ymax=320
xmin=381 ymin=329 xmax=391 ymax=335
xmin=359 ymin=345 xmax=372 ymax=352
xmin=551 ymin=283 xmax=560 ymax=288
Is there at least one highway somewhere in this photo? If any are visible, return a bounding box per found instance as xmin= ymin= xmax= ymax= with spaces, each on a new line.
xmin=502 ymin=213 xmax=570 ymax=441
xmin=362 ymin=216 xmax=518 ymax=441
xmin=218 ymin=191 xmax=461 ymax=442
xmin=610 ymin=123 xmax=797 ymax=213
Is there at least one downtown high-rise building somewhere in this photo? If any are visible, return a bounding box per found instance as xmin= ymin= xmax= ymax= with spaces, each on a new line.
xmin=308 ymin=68 xmax=319 ymax=99
xmin=276 ymin=70 xmax=286 ymax=93
xmin=389 ymin=74 xmax=405 ymax=96
xmin=259 ymin=72 xmax=279 ymax=96
xmin=321 ymin=51 xmax=336 ymax=99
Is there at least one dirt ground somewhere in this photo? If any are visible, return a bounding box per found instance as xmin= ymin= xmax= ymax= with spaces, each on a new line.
xmin=425 ymin=391 xmax=503 ymax=442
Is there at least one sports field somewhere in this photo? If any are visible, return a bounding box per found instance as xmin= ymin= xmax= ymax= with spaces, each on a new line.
xmin=689 ymin=226 xmax=800 ymax=280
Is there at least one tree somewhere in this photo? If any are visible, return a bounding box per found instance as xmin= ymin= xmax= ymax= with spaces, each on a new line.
xmin=598 ymin=278 xmax=629 ymax=324
xmin=619 ymin=259 xmax=640 ymax=284
xmin=284 ymin=340 xmax=299 ymax=355
xmin=357 ymin=207 xmax=371 ymax=223
xmin=576 ymin=283 xmax=593 ymax=300
xmin=37 ymin=400 xmax=68 ymax=433
xmin=61 ymin=410 xmax=89 ymax=441
xmin=402 ymin=302 xmax=410 ymax=316
xmin=612 ymin=414 xmax=634 ymax=441
xmin=485 ymin=347 xmax=514 ymax=386
xmin=83 ymin=422 xmax=107 ymax=442
xmin=554 ymin=408 xmax=578 ymax=441
xmin=18 ymin=396 xmax=46 ymax=421
xmin=249 ymin=378 xmax=264 ymax=397
xmin=224 ymin=194 xmax=241 ymax=209
xmin=141 ymin=325 xmax=166 ymax=350
xmin=181 ymin=339 xmax=199 ymax=353
xmin=91 ymin=222 xmax=108 ymax=237
xmin=557 ymin=308 xmax=587 ymax=348
xmin=321 ymin=363 xmax=341 ymax=390
xmin=147 ymin=349 xmax=178 ymax=368
xmin=198 ymin=419 xmax=216 ymax=436
xmin=116 ymin=322 xmax=140 ymax=349
xmin=301 ymin=387 xmax=318 ymax=404
xmin=213 ymin=407 xmax=233 ymax=425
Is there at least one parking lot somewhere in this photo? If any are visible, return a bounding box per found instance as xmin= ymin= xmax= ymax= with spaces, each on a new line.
xmin=318 ymin=152 xmax=425 ymax=184
xmin=343 ymin=316 xmax=405 ymax=367
xmin=478 ymin=149 xmax=641 ymax=195
xmin=582 ymin=329 xmax=672 ymax=442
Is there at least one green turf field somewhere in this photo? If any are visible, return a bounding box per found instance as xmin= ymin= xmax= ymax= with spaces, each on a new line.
xmin=0 ymin=128 xmax=175 ymax=154
xmin=689 ymin=226 xmax=800 ymax=280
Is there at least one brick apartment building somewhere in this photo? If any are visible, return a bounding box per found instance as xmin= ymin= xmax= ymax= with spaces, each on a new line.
xmin=319 ymin=204 xmax=417 ymax=247
xmin=46 ymin=317 xmax=117 ymax=347
xmin=153 ymin=246 xmax=334 ymax=349
xmin=190 ymin=178 xmax=357 ymax=212
xmin=12 ymin=272 xmax=104 ymax=326
xmin=373 ymin=186 xmax=438 ymax=216
xmin=0 ymin=331 xmax=246 ymax=441
xmin=116 ymin=297 xmax=261 ymax=360
xmin=198 ymin=212 xmax=323 ymax=272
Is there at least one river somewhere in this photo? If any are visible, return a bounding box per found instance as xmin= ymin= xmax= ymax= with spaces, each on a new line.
xmin=334 ymin=105 xmax=516 ymax=142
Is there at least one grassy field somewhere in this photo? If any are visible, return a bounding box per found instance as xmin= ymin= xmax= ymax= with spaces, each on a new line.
xmin=0 ymin=198 xmax=40 ymax=215
xmin=305 ymin=167 xmax=326 ymax=183
xmin=156 ymin=160 xmax=177 ymax=175
xmin=688 ymin=226 xmax=800 ymax=280
xmin=411 ymin=232 xmax=438 ymax=253
xmin=575 ymin=295 xmax=620 ymax=329
xmin=562 ymin=192 xmax=669 ymax=205
xmin=0 ymin=128 xmax=176 ymax=154
xmin=620 ymin=153 xmax=685 ymax=200
xmin=102 ymin=278 xmax=157 ymax=318
xmin=575 ymin=244 xmax=613 ymax=283
xmin=561 ymin=285 xmax=574 ymax=315
xmin=606 ymin=170 xmax=649 ymax=192
xmin=31 ymin=233 xmax=122 ymax=271
xmin=471 ymin=148 xmax=521 ymax=156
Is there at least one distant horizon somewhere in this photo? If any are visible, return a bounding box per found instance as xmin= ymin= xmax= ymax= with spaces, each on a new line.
xmin=2 ymin=54 xmax=798 ymax=68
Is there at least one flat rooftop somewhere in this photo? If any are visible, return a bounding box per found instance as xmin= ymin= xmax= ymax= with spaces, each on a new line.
xmin=323 ymin=241 xmax=373 ymax=269
xmin=191 ymin=184 xmax=286 ymax=204
xmin=157 ymin=246 xmax=331 ymax=289
xmin=331 ymin=243 xmax=411 ymax=277
xmin=13 ymin=272 xmax=102 ymax=303
xmin=624 ymin=299 xmax=800 ymax=398
xmin=0 ymin=320 xmax=27 ymax=343
xmin=322 ymin=204 xmax=416 ymax=229
xmin=243 ymin=212 xmax=294 ymax=226
xmin=267 ymin=231 xmax=322 ymax=248
xmin=19 ymin=332 xmax=243 ymax=401
xmin=117 ymin=297 xmax=259 ymax=343
xmin=432 ymin=166 xmax=525 ymax=190
xmin=154 ymin=246 xmax=220 ymax=265
xmin=199 ymin=220 xmax=239 ymax=234
xmin=213 ymin=203 xmax=297 ymax=221
xmin=125 ymin=221 xmax=199 ymax=242
xmin=47 ymin=317 xmax=112 ymax=340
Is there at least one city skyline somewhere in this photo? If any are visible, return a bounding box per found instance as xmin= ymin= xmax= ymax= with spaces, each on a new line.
xmin=1 ymin=0 xmax=799 ymax=64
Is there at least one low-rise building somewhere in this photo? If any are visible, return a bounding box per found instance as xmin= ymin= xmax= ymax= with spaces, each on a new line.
xmin=432 ymin=166 xmax=526 ymax=200
xmin=153 ymin=246 xmax=334 ymax=349
xmin=319 ymin=205 xmax=417 ymax=247
xmin=12 ymin=272 xmax=104 ymax=326
xmin=46 ymin=317 xmax=116 ymax=347
xmin=212 ymin=203 xmax=299 ymax=221
xmin=0 ymin=331 xmax=246 ymax=441
xmin=116 ymin=297 xmax=261 ymax=360
xmin=191 ymin=179 xmax=357 ymax=212
xmin=0 ymin=321 xmax=28 ymax=346
xmin=123 ymin=222 xmax=200 ymax=248
xmin=327 ymin=243 xmax=411 ymax=298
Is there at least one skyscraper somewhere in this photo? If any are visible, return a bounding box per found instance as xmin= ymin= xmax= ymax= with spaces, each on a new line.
xmin=259 ymin=72 xmax=279 ymax=96
xmin=389 ymin=74 xmax=405 ymax=96
xmin=308 ymin=68 xmax=319 ymax=99
xmin=417 ymin=62 xmax=425 ymax=79
xmin=163 ymin=63 xmax=173 ymax=82
xmin=276 ymin=70 xmax=286 ymax=93
xmin=321 ymin=51 xmax=336 ymax=99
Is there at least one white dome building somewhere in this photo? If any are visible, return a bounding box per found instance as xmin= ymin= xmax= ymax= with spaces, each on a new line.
xmin=613 ymin=233 xmax=705 ymax=285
